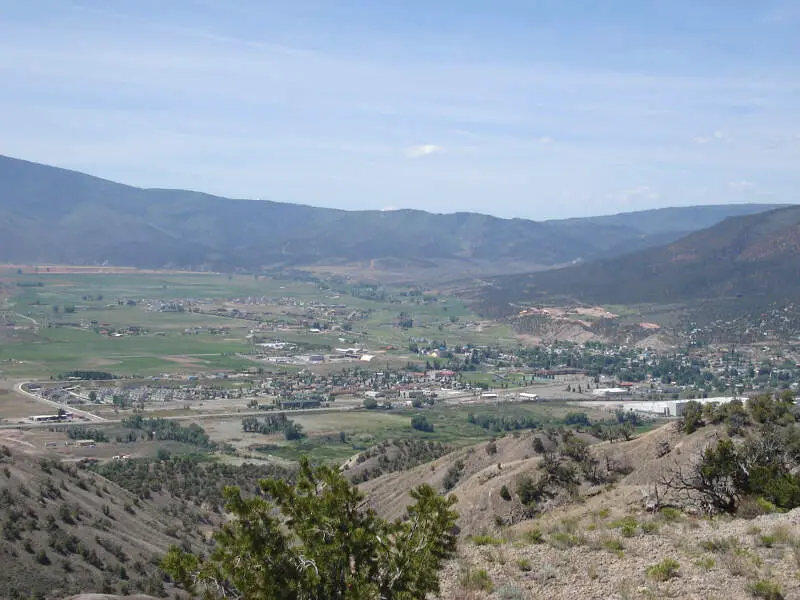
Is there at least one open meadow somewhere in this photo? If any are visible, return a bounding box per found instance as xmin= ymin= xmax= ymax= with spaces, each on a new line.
xmin=0 ymin=268 xmax=516 ymax=381
xmin=197 ymin=400 xmax=640 ymax=464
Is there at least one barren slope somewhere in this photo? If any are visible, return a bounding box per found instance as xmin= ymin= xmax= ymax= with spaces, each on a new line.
xmin=364 ymin=423 xmax=800 ymax=599
xmin=0 ymin=438 xmax=208 ymax=600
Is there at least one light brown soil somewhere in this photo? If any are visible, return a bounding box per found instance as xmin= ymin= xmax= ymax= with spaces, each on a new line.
xmin=0 ymin=385 xmax=44 ymax=419
xmin=442 ymin=507 xmax=800 ymax=599
xmin=361 ymin=422 xmax=800 ymax=599
xmin=162 ymin=355 xmax=204 ymax=367
xmin=0 ymin=444 xmax=206 ymax=599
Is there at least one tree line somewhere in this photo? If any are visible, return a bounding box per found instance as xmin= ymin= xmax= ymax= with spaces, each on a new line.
xmin=121 ymin=416 xmax=215 ymax=449
xmin=242 ymin=414 xmax=305 ymax=440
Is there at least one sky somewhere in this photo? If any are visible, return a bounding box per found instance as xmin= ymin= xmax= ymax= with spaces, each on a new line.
xmin=0 ymin=0 xmax=798 ymax=220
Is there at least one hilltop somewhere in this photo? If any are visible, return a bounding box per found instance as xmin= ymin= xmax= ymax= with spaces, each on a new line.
xmin=0 ymin=154 xmax=781 ymax=279
xmin=479 ymin=205 xmax=800 ymax=315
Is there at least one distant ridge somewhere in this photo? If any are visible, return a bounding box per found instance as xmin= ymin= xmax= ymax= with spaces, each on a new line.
xmin=0 ymin=154 xmax=784 ymax=277
xmin=481 ymin=205 xmax=800 ymax=310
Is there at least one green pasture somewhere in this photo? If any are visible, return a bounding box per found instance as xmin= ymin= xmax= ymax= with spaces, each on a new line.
xmin=5 ymin=271 xmax=325 ymax=301
xmin=1 ymin=270 xmax=518 ymax=378
xmin=460 ymin=371 xmax=531 ymax=387
xmin=253 ymin=401 xmax=613 ymax=463
xmin=0 ymin=323 xmax=253 ymax=377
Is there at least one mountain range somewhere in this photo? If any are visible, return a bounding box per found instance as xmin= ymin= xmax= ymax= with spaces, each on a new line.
xmin=0 ymin=154 xmax=783 ymax=277
xmin=482 ymin=204 xmax=800 ymax=311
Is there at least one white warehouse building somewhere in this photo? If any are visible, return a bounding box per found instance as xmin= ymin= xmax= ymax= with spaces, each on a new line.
xmin=578 ymin=396 xmax=744 ymax=418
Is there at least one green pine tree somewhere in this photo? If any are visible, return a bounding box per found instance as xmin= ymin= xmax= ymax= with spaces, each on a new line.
xmin=162 ymin=457 xmax=458 ymax=599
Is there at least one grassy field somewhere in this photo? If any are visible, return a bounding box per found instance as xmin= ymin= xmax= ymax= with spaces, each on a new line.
xmin=212 ymin=401 xmax=630 ymax=464
xmin=0 ymin=270 xmax=516 ymax=379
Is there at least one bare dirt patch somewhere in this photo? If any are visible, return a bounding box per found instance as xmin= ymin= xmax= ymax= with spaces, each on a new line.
xmin=635 ymin=334 xmax=674 ymax=351
xmin=83 ymin=357 xmax=120 ymax=368
xmin=0 ymin=385 xmax=45 ymax=419
xmin=517 ymin=306 xmax=618 ymax=320
xmin=163 ymin=355 xmax=205 ymax=366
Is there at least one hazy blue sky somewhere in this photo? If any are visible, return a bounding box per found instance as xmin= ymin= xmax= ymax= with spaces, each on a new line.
xmin=1 ymin=0 xmax=798 ymax=219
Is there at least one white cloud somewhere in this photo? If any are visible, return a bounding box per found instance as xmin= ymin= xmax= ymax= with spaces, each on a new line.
xmin=728 ymin=180 xmax=756 ymax=192
xmin=726 ymin=180 xmax=776 ymax=199
xmin=694 ymin=130 xmax=732 ymax=145
xmin=714 ymin=130 xmax=733 ymax=142
xmin=615 ymin=186 xmax=661 ymax=206
xmin=537 ymin=137 xmax=553 ymax=144
xmin=405 ymin=144 xmax=442 ymax=158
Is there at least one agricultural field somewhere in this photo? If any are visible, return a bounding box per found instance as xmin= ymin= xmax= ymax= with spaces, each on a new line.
xmin=0 ymin=267 xmax=515 ymax=381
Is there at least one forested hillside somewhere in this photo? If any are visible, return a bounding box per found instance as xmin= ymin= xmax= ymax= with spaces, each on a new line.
xmin=0 ymin=155 xmax=780 ymax=276
xmin=479 ymin=205 xmax=800 ymax=314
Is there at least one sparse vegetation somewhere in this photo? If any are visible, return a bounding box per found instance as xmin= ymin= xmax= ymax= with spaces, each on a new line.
xmin=459 ymin=568 xmax=493 ymax=593
xmin=602 ymin=538 xmax=625 ymax=556
xmin=701 ymin=537 xmax=739 ymax=554
xmin=695 ymin=557 xmax=715 ymax=570
xmin=443 ymin=459 xmax=465 ymax=491
xmin=499 ymin=484 xmax=512 ymax=501
xmin=548 ymin=532 xmax=584 ymax=549
xmin=646 ymin=558 xmax=680 ymax=581
xmin=349 ymin=439 xmax=452 ymax=484
xmin=497 ymin=585 xmax=527 ymax=600
xmin=758 ymin=534 xmax=779 ymax=548
xmin=470 ymin=535 xmax=502 ymax=546
xmin=89 ymin=455 xmax=293 ymax=509
xmin=524 ymin=528 xmax=544 ymax=544
xmin=658 ymin=507 xmax=682 ymax=522
xmin=610 ymin=516 xmax=638 ymax=538
xmin=748 ymin=580 xmax=784 ymax=600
